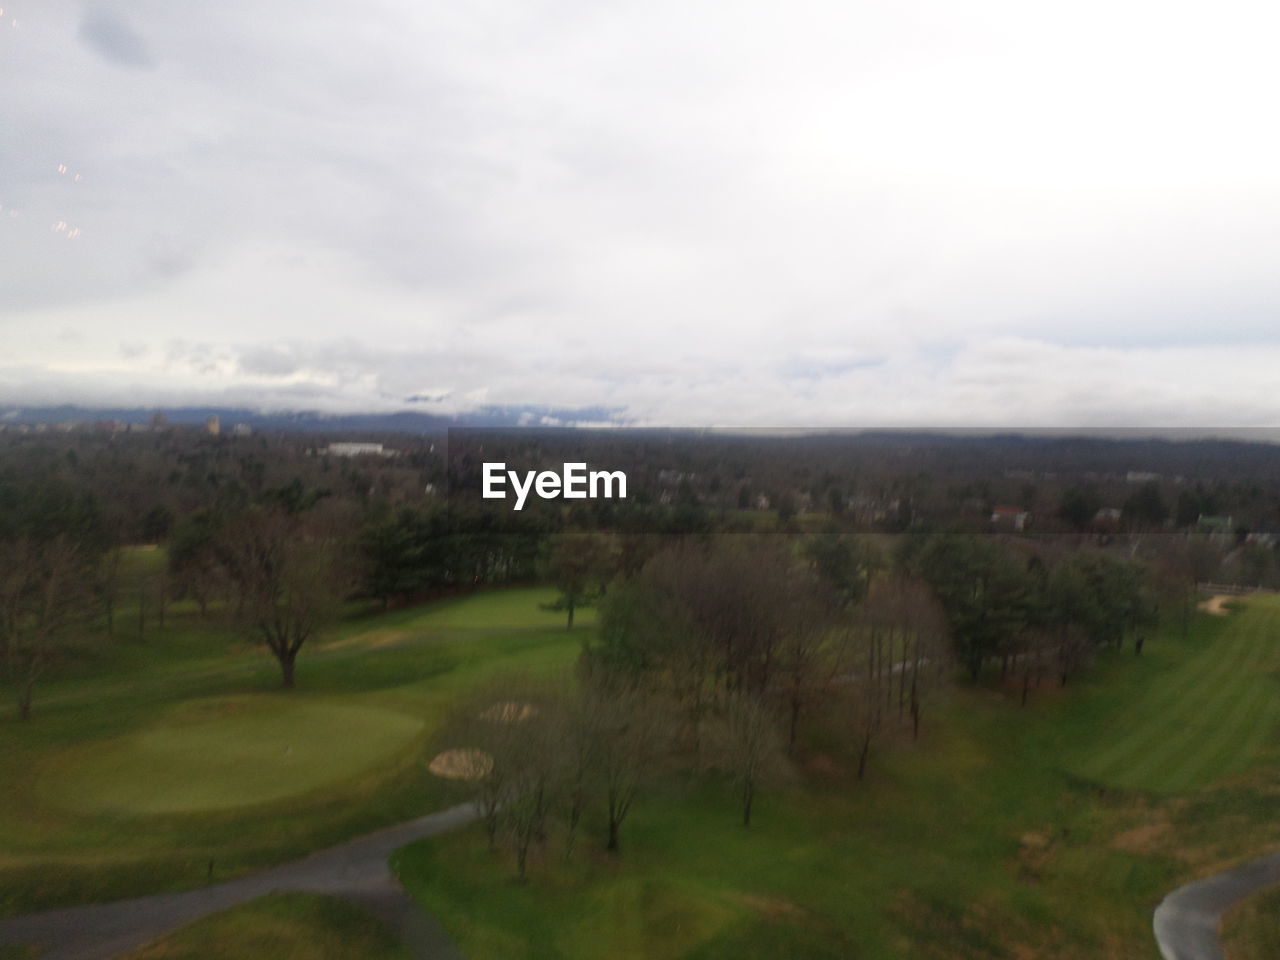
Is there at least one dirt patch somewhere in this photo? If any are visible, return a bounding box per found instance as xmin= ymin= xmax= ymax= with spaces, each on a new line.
xmin=1199 ymin=595 xmax=1236 ymax=616
xmin=427 ymin=749 xmax=493 ymax=780
xmin=320 ymin=629 xmax=411 ymax=651
xmin=805 ymin=753 xmax=844 ymax=778
xmin=740 ymin=893 xmax=806 ymax=921
xmin=1019 ymin=831 xmax=1051 ymax=850
xmin=479 ymin=701 xmax=539 ymax=723
xmin=1111 ymin=821 xmax=1172 ymax=854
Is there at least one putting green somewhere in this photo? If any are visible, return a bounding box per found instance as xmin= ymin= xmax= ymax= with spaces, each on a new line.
xmin=39 ymin=696 xmax=425 ymax=815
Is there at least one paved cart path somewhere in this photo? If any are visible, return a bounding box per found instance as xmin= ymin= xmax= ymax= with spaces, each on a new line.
xmin=0 ymin=803 xmax=476 ymax=960
xmin=1154 ymin=850 xmax=1280 ymax=960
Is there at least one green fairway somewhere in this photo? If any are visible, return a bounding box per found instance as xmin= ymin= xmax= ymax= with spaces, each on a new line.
xmin=1066 ymin=595 xmax=1280 ymax=793
xmin=116 ymin=893 xmax=411 ymax=960
xmin=39 ymin=698 xmax=425 ymax=815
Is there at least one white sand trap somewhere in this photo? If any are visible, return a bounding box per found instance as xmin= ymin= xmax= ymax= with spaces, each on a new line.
xmin=1199 ymin=594 xmax=1236 ymax=616
xmin=479 ymin=701 xmax=539 ymax=723
xmin=428 ymin=749 xmax=493 ymax=780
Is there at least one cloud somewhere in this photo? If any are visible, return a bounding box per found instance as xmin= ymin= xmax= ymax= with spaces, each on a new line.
xmin=1 ymin=0 xmax=1278 ymax=426
xmin=77 ymin=7 xmax=156 ymax=69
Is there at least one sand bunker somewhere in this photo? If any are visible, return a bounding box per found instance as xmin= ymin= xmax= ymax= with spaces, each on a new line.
xmin=1199 ymin=595 xmax=1235 ymax=616
xmin=428 ymin=749 xmax=493 ymax=780
xmin=479 ymin=701 xmax=539 ymax=723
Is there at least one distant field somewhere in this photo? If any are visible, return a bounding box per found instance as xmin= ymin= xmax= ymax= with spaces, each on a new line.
xmin=1066 ymin=595 xmax=1280 ymax=793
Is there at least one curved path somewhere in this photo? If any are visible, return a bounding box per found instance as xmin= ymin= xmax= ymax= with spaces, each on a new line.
xmin=0 ymin=803 xmax=477 ymax=960
xmin=1154 ymin=850 xmax=1280 ymax=960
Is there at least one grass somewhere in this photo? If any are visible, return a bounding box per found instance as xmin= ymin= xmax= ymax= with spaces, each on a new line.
xmin=115 ymin=893 xmax=411 ymax=960
xmin=40 ymin=698 xmax=425 ymax=815
xmin=0 ymin=560 xmax=592 ymax=914
xmin=6 ymin=554 xmax=1280 ymax=959
xmin=1066 ymin=595 xmax=1280 ymax=793
xmin=396 ymin=596 xmax=1280 ymax=960
xmin=1221 ymin=883 xmax=1280 ymax=960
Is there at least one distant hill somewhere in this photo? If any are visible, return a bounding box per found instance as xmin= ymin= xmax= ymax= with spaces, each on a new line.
xmin=0 ymin=404 xmax=629 ymax=434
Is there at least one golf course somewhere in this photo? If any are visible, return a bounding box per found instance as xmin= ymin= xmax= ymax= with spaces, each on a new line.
xmin=2 ymin=555 xmax=1278 ymax=959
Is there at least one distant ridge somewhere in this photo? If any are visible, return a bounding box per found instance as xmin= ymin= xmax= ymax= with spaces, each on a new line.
xmin=0 ymin=404 xmax=629 ymax=434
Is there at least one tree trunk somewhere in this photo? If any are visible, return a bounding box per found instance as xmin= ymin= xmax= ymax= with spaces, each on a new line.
xmin=607 ymin=817 xmax=620 ymax=852
xmin=857 ymin=726 xmax=872 ymax=780
xmin=788 ymin=694 xmax=800 ymax=752
xmin=516 ymin=839 xmax=529 ymax=882
xmin=742 ymin=776 xmax=754 ymax=827
xmin=280 ymin=651 xmax=297 ymax=688
xmin=566 ymin=601 xmax=575 ymax=631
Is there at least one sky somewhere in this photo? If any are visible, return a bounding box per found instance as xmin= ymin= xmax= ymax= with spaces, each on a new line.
xmin=2 ymin=0 xmax=1279 ymax=427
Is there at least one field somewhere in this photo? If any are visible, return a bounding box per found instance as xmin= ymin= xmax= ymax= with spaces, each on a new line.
xmin=1067 ymin=596 xmax=1280 ymax=792
xmin=3 ymin=555 xmax=1280 ymax=959
xmin=0 ymin=565 xmax=591 ymax=913
xmin=1222 ymin=884 xmax=1280 ymax=960
xmin=396 ymin=596 xmax=1280 ymax=959
xmin=116 ymin=893 xmax=411 ymax=960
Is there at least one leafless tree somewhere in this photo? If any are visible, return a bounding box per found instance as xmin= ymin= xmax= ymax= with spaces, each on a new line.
xmin=595 ymin=684 xmax=667 ymax=853
xmin=0 ymin=535 xmax=96 ymax=720
xmin=717 ymin=690 xmax=787 ymax=827
xmin=218 ymin=506 xmax=353 ymax=687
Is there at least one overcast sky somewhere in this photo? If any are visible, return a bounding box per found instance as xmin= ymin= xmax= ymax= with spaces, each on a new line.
xmin=2 ymin=0 xmax=1279 ymax=426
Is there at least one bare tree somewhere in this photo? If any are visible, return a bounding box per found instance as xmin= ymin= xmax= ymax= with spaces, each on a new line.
xmin=544 ymin=533 xmax=614 ymax=629
xmin=0 ymin=535 xmax=96 ymax=720
xmin=718 ymin=691 xmax=787 ymax=827
xmin=218 ymin=506 xmax=352 ymax=687
xmin=596 ymin=684 xmax=666 ymax=853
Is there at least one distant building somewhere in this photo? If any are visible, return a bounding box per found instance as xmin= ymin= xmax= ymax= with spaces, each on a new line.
xmin=206 ymin=415 xmax=221 ymax=436
xmin=1126 ymin=471 xmax=1161 ymax=483
xmin=990 ymin=505 xmax=1030 ymax=532
xmin=231 ymin=423 xmax=253 ymax=437
xmin=325 ymin=442 xmax=390 ymax=457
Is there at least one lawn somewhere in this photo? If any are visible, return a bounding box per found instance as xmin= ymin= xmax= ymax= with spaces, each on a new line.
xmin=0 ymin=572 xmax=591 ymax=914
xmin=1222 ymin=883 xmax=1280 ymax=960
xmin=116 ymin=893 xmax=411 ymax=960
xmin=5 ymin=565 xmax=1279 ymax=959
xmin=396 ymin=596 xmax=1280 ymax=959
xmin=1065 ymin=595 xmax=1280 ymax=793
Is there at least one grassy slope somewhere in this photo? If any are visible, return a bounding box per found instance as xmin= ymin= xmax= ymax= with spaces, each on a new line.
xmin=0 ymin=570 xmax=594 ymax=913
xmin=397 ymin=598 xmax=1280 ymax=960
xmin=115 ymin=893 xmax=411 ymax=960
xmin=1221 ymin=883 xmax=1280 ymax=960
xmin=1067 ymin=596 xmax=1280 ymax=792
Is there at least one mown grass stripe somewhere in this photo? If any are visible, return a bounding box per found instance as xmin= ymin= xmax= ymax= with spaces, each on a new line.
xmin=1076 ymin=614 xmax=1255 ymax=775
xmin=1110 ymin=615 xmax=1271 ymax=788
xmin=1066 ymin=597 xmax=1280 ymax=793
